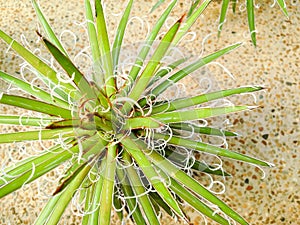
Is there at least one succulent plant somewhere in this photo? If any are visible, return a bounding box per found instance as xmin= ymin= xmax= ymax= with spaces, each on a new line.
xmin=0 ymin=0 xmax=273 ymax=224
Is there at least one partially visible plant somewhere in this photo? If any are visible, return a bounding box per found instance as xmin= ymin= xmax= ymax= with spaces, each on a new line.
xmin=0 ymin=0 xmax=272 ymax=224
xmin=152 ymin=0 xmax=289 ymax=46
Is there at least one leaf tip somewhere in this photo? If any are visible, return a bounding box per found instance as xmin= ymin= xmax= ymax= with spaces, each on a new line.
xmin=254 ymin=85 xmax=266 ymax=90
xmin=178 ymin=13 xmax=186 ymax=23
xmin=230 ymin=131 xmax=240 ymax=137
xmin=36 ymin=30 xmax=42 ymax=38
xmin=247 ymin=106 xmax=259 ymax=110
xmin=236 ymin=41 xmax=244 ymax=47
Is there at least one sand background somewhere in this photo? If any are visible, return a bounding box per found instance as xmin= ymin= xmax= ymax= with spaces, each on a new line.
xmin=0 ymin=0 xmax=299 ymax=224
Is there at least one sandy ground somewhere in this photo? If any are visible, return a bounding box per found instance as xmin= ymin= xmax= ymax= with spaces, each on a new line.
xmin=0 ymin=0 xmax=299 ymax=224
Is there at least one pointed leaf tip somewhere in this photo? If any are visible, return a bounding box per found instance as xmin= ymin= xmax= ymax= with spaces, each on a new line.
xmin=36 ymin=30 xmax=42 ymax=38
xmin=251 ymin=85 xmax=265 ymax=90
xmin=236 ymin=41 xmax=244 ymax=47
xmin=179 ymin=13 xmax=186 ymax=23
xmin=247 ymin=106 xmax=259 ymax=110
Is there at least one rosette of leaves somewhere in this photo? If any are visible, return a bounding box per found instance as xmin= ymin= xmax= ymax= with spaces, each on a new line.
xmin=0 ymin=0 xmax=272 ymax=224
xmin=152 ymin=0 xmax=289 ymax=46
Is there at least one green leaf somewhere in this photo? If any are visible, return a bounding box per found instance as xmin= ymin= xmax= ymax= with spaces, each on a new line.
xmin=170 ymin=123 xmax=238 ymax=137
xmin=147 ymin=195 xmax=160 ymax=218
xmin=99 ymin=144 xmax=117 ymax=225
xmin=148 ymin=191 xmax=174 ymax=217
xmin=46 ymin=117 xmax=112 ymax=132
xmin=151 ymin=106 xmax=250 ymax=123
xmin=0 ymin=70 xmax=69 ymax=108
xmin=41 ymin=36 xmax=99 ymax=101
xmin=152 ymin=132 xmax=273 ymax=167
xmin=31 ymin=0 xmax=68 ymax=55
xmin=0 ymin=139 xmax=74 ymax=185
xmin=52 ymin=160 xmax=90 ymax=196
xmin=113 ymin=192 xmax=123 ymax=222
xmin=277 ymin=0 xmax=289 ymax=17
xmin=218 ymin=0 xmax=230 ymax=36
xmin=0 ymin=29 xmax=76 ymax=99
xmin=164 ymin=147 xmax=231 ymax=176
xmin=232 ymin=0 xmax=237 ymax=13
xmin=121 ymin=135 xmax=187 ymax=221
xmin=33 ymin=192 xmax=61 ymax=224
xmin=54 ymin=138 xmax=106 ymax=193
xmin=84 ymin=0 xmax=105 ymax=86
xmin=125 ymin=0 xmax=177 ymax=89
xmin=95 ymin=1 xmax=115 ymax=98
xmin=82 ymin=178 xmax=94 ymax=225
xmin=0 ymin=142 xmax=80 ymax=198
xmin=150 ymin=0 xmax=165 ymax=13
xmin=174 ymin=184 xmax=233 ymax=224
xmin=0 ymin=115 xmax=56 ymax=127
xmin=148 ymin=57 xmax=188 ymax=87
xmin=145 ymin=42 xmax=242 ymax=106
xmin=247 ymin=0 xmax=256 ymax=46
xmin=123 ymin=16 xmax=183 ymax=114
xmin=150 ymin=86 xmax=263 ymax=114
xmin=39 ymin=162 xmax=93 ymax=225
xmin=0 ymin=128 xmax=74 ymax=144
xmin=87 ymin=165 xmax=104 ymax=225
xmin=156 ymin=168 xmax=231 ymax=224
xmin=0 ymin=94 xmax=72 ymax=119
xmin=123 ymin=117 xmax=162 ymax=130
xmin=187 ymin=0 xmax=202 ymax=17
xmin=172 ymin=0 xmax=211 ymax=45
xmin=45 ymin=119 xmax=81 ymax=128
xmin=122 ymin=151 xmax=160 ymax=225
xmin=116 ymin=169 xmax=146 ymax=225
xmin=112 ymin=0 xmax=133 ymax=68
xmin=144 ymin=147 xmax=249 ymax=225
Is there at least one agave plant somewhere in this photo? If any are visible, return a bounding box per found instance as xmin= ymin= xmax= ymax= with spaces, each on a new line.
xmin=152 ymin=0 xmax=290 ymax=46
xmin=0 ymin=0 xmax=272 ymax=224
